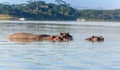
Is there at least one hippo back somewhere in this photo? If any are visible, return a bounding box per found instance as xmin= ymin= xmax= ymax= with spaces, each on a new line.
xmin=8 ymin=33 xmax=39 ymax=39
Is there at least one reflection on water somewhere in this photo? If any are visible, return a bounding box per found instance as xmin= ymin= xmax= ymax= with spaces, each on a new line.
xmin=0 ymin=21 xmax=120 ymax=70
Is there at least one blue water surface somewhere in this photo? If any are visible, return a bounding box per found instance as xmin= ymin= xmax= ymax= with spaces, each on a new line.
xmin=0 ymin=21 xmax=120 ymax=70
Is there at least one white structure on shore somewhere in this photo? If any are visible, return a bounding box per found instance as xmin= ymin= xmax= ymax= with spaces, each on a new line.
xmin=19 ymin=18 xmax=25 ymax=21
xmin=76 ymin=18 xmax=85 ymax=21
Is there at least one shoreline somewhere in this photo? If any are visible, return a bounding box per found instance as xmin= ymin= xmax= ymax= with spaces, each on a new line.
xmin=0 ymin=20 xmax=119 ymax=23
xmin=0 ymin=20 xmax=120 ymax=27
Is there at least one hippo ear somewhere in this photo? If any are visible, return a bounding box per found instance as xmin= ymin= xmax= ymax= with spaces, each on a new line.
xmin=100 ymin=36 xmax=103 ymax=38
xmin=59 ymin=32 xmax=63 ymax=35
xmin=92 ymin=35 xmax=94 ymax=38
xmin=66 ymin=32 xmax=69 ymax=34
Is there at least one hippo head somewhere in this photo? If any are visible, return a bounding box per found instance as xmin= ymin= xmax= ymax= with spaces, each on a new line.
xmin=86 ymin=36 xmax=104 ymax=42
xmin=98 ymin=36 xmax=104 ymax=41
xmin=59 ymin=32 xmax=73 ymax=41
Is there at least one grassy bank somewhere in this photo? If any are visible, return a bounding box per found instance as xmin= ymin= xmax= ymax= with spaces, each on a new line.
xmin=0 ymin=14 xmax=12 ymax=20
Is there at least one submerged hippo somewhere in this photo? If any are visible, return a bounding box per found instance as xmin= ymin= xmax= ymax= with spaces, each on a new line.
xmin=8 ymin=32 xmax=73 ymax=42
xmin=53 ymin=32 xmax=73 ymax=42
xmin=86 ymin=36 xmax=104 ymax=42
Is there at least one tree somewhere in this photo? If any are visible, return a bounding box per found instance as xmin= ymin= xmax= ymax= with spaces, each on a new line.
xmin=55 ymin=0 xmax=70 ymax=6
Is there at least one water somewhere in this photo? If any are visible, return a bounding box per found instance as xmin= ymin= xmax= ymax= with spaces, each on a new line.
xmin=0 ymin=21 xmax=120 ymax=70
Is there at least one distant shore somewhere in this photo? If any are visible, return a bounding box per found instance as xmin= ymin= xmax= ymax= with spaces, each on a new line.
xmin=0 ymin=1 xmax=120 ymax=21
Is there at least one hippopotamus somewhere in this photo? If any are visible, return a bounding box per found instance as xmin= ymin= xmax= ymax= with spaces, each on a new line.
xmin=86 ymin=36 xmax=104 ymax=42
xmin=8 ymin=32 xmax=73 ymax=42
xmin=53 ymin=32 xmax=73 ymax=42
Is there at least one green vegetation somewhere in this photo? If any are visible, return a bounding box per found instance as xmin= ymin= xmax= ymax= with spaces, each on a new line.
xmin=0 ymin=0 xmax=120 ymax=21
xmin=77 ymin=10 xmax=120 ymax=21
